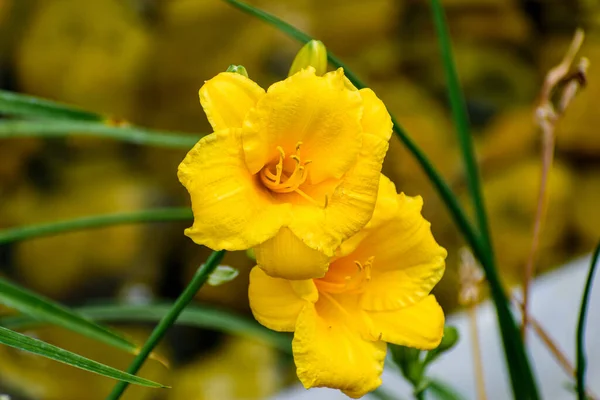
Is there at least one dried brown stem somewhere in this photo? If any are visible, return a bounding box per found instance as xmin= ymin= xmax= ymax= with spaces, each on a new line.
xmin=467 ymin=305 xmax=487 ymax=400
xmin=459 ymin=248 xmax=487 ymax=400
xmin=522 ymin=28 xmax=588 ymax=339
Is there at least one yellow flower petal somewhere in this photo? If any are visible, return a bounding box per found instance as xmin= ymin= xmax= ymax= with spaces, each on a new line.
xmin=366 ymin=295 xmax=445 ymax=350
xmin=199 ymin=72 xmax=265 ymax=131
xmin=242 ymin=67 xmax=363 ymax=184
xmin=336 ymin=174 xmax=399 ymax=258
xmin=254 ymin=227 xmax=330 ymax=280
xmin=293 ymin=297 xmax=386 ymax=398
xmin=349 ymin=194 xmax=447 ymax=310
xmin=178 ymin=129 xmax=290 ymax=250
xmin=289 ymin=133 xmax=389 ymax=257
xmin=248 ymin=267 xmax=317 ymax=332
xmin=359 ymin=88 xmax=393 ymax=141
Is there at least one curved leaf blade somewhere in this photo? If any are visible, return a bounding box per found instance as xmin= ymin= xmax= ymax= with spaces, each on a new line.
xmin=0 ymin=89 xmax=101 ymax=121
xmin=0 ymin=276 xmax=139 ymax=355
xmin=0 ymin=326 xmax=166 ymax=388
xmin=0 ymin=120 xmax=200 ymax=149
xmin=0 ymin=303 xmax=292 ymax=354
xmin=576 ymin=242 xmax=600 ymax=400
xmin=0 ymin=208 xmax=193 ymax=245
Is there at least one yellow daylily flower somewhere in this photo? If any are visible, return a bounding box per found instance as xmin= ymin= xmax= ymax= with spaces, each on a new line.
xmin=178 ymin=67 xmax=392 ymax=280
xmin=248 ymin=176 xmax=447 ymax=398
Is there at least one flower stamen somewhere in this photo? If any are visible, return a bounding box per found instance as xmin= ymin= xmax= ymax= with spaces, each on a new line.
xmin=260 ymin=142 xmax=324 ymax=208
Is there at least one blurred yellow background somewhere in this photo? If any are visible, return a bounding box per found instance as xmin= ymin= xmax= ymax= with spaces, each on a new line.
xmin=0 ymin=0 xmax=599 ymax=399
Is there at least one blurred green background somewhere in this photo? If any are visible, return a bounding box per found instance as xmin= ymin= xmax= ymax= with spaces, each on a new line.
xmin=0 ymin=0 xmax=599 ymax=399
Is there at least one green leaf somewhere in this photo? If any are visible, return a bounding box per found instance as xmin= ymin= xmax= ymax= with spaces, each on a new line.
xmin=428 ymin=0 xmax=491 ymax=251
xmin=0 ymin=89 xmax=102 ymax=121
xmin=428 ymin=0 xmax=538 ymax=398
xmin=576 ymin=242 xmax=600 ymax=400
xmin=0 ymin=325 xmax=166 ymax=388
xmin=207 ymin=265 xmax=239 ymax=286
xmin=423 ymin=326 xmax=459 ymax=365
xmin=0 ymin=276 xmax=139 ymax=356
xmin=0 ymin=208 xmax=192 ymax=245
xmin=0 ymin=120 xmax=200 ymax=149
xmin=0 ymin=303 xmax=292 ymax=354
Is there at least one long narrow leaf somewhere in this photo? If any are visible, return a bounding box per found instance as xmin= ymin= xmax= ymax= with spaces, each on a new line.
xmin=0 ymin=277 xmax=140 ymax=355
xmin=0 ymin=90 xmax=102 ymax=121
xmin=427 ymin=1 xmax=538 ymax=399
xmin=0 ymin=303 xmax=292 ymax=354
xmin=576 ymin=243 xmax=600 ymax=400
xmin=0 ymin=326 xmax=165 ymax=388
xmin=0 ymin=120 xmax=200 ymax=149
xmin=428 ymin=0 xmax=491 ymax=250
xmin=0 ymin=208 xmax=192 ymax=245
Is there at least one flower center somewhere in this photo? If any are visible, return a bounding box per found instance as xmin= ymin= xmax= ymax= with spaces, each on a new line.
xmin=315 ymin=256 xmax=375 ymax=294
xmin=259 ymin=142 xmax=318 ymax=204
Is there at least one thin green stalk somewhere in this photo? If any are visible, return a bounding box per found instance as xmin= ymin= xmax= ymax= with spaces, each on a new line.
xmin=0 ymin=89 xmax=102 ymax=121
xmin=428 ymin=1 xmax=537 ymax=398
xmin=0 ymin=208 xmax=192 ymax=245
xmin=0 ymin=120 xmax=200 ymax=149
xmin=220 ymin=1 xmax=536 ymax=398
xmin=576 ymin=242 xmax=600 ymax=400
xmin=106 ymin=250 xmax=226 ymax=400
xmin=428 ymin=0 xmax=492 ymax=255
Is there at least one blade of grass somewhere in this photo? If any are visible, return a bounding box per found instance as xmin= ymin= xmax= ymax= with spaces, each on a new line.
xmin=0 ymin=325 xmax=165 ymax=388
xmin=221 ymin=1 xmax=536 ymax=399
xmin=0 ymin=302 xmax=292 ymax=354
xmin=0 ymin=276 xmax=141 ymax=356
xmin=0 ymin=120 xmax=200 ymax=149
xmin=427 ymin=1 xmax=538 ymax=399
xmin=428 ymin=0 xmax=492 ymax=253
xmin=576 ymin=242 xmax=600 ymax=400
xmin=106 ymin=250 xmax=226 ymax=400
xmin=0 ymin=89 xmax=102 ymax=121
xmin=0 ymin=208 xmax=192 ymax=245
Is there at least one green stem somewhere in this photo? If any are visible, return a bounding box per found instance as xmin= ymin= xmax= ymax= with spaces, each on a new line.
xmin=576 ymin=242 xmax=600 ymax=400
xmin=0 ymin=208 xmax=192 ymax=245
xmin=0 ymin=120 xmax=201 ymax=149
xmin=106 ymin=250 xmax=226 ymax=400
xmin=429 ymin=0 xmax=492 ymax=256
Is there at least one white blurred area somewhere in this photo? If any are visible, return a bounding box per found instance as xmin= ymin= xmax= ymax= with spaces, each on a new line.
xmin=271 ymin=255 xmax=600 ymax=400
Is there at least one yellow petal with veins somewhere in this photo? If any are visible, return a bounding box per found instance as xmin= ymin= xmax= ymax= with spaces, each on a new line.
xmin=336 ymin=174 xmax=399 ymax=258
xmin=359 ymin=88 xmax=393 ymax=141
xmin=199 ymin=72 xmax=265 ymax=131
xmin=293 ymin=296 xmax=386 ymax=398
xmin=366 ymin=295 xmax=445 ymax=349
xmin=248 ymin=267 xmax=317 ymax=332
xmin=254 ymin=227 xmax=331 ymax=280
xmin=242 ymin=67 xmax=363 ymax=184
xmin=289 ymin=133 xmax=389 ymax=257
xmin=178 ymin=129 xmax=290 ymax=250
xmin=349 ymin=194 xmax=447 ymax=310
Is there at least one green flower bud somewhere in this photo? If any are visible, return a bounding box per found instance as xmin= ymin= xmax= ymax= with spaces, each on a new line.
xmin=289 ymin=40 xmax=327 ymax=76
xmin=226 ymin=64 xmax=248 ymax=77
